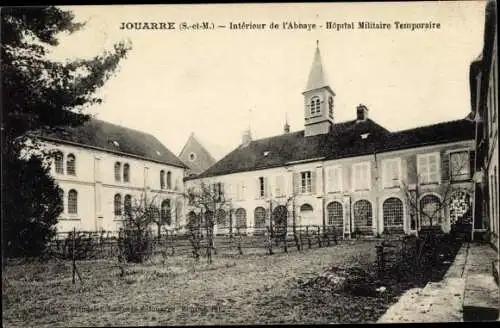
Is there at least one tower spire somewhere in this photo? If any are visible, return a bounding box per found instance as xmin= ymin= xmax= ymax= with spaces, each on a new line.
xmin=304 ymin=40 xmax=331 ymax=93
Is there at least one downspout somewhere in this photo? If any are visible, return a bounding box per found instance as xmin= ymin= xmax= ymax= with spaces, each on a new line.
xmin=373 ymin=151 xmax=380 ymax=236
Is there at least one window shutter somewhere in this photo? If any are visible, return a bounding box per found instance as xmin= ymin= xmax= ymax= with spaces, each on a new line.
xmin=264 ymin=177 xmax=269 ymax=197
xmin=336 ymin=167 xmax=343 ymax=192
xmin=293 ymin=172 xmax=300 ymax=195
xmin=441 ymin=152 xmax=450 ymax=182
xmin=469 ymin=150 xmax=475 ymax=178
xmin=311 ymin=171 xmax=317 ymax=194
xmin=407 ymin=155 xmax=417 ymax=184
xmin=326 ymin=167 xmax=333 ymax=192
xmin=256 ymin=178 xmax=261 ymax=198
xmin=220 ymin=183 xmax=225 ymax=200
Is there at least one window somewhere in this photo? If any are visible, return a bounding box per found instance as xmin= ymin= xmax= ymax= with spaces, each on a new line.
xmin=420 ymin=194 xmax=442 ymax=226
xmin=166 ymin=171 xmax=172 ymax=189
xmin=275 ymin=175 xmax=284 ymax=197
xmin=54 ymin=151 xmax=64 ymax=174
xmin=189 ymin=152 xmax=196 ymax=161
xmin=326 ymin=201 xmax=343 ymax=229
xmin=114 ymin=194 xmax=122 ymax=216
xmin=124 ymin=195 xmax=132 ymax=217
xmin=254 ymin=207 xmax=266 ymax=228
xmin=216 ymin=209 xmax=227 ymax=227
xmin=237 ymin=182 xmax=246 ymax=201
xmin=114 ymin=162 xmax=121 ymax=182
xmin=450 ymin=151 xmax=470 ymax=181
xmin=300 ymin=204 xmax=314 ymax=224
xmin=352 ymin=162 xmax=371 ymax=191
xmin=383 ymin=197 xmax=403 ymax=227
xmin=301 ymin=171 xmax=312 ymax=193
xmin=417 ymin=153 xmax=440 ymax=184
xmin=235 ymin=208 xmax=247 ymax=229
xmin=382 ymin=158 xmax=401 ymax=188
xmin=123 ymin=163 xmax=130 ymax=182
xmin=353 ymin=200 xmax=373 ymax=232
xmin=326 ymin=166 xmax=343 ymax=193
xmin=161 ymin=199 xmax=172 ymax=225
xmin=66 ymin=154 xmax=76 ymax=176
xmin=258 ymin=177 xmax=266 ymax=198
xmin=212 ymin=182 xmax=224 ymax=201
xmin=160 ymin=170 xmax=165 ymax=189
xmin=310 ymin=96 xmax=321 ymax=115
xmin=68 ymin=189 xmax=78 ymax=214
xmin=328 ymin=96 xmax=334 ymax=118
xmin=59 ymin=189 xmax=65 ymax=213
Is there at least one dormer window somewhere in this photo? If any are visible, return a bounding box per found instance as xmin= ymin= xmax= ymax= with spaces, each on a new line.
xmin=263 ymin=151 xmax=270 ymax=157
xmin=310 ymin=96 xmax=321 ymax=116
xmin=361 ymin=133 xmax=370 ymax=140
xmin=112 ymin=140 xmax=119 ymax=147
xmin=156 ymin=150 xmax=162 ymax=156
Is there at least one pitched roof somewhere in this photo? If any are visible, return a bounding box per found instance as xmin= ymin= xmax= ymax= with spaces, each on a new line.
xmin=191 ymin=118 xmax=474 ymax=179
xmin=34 ymin=119 xmax=188 ymax=168
xmin=179 ymin=132 xmax=217 ymax=175
xmin=304 ymin=44 xmax=332 ymax=93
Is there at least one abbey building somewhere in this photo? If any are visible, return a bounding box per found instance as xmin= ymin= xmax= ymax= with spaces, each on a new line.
xmin=185 ymin=43 xmax=476 ymax=237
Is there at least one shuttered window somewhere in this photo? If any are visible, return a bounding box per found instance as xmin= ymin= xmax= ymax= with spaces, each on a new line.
xmin=326 ymin=166 xmax=343 ymax=193
xmin=382 ymin=158 xmax=401 ymax=188
xmin=352 ymin=162 xmax=371 ymax=191
xmin=275 ymin=175 xmax=284 ymax=197
xmin=417 ymin=153 xmax=440 ymax=184
xmin=301 ymin=171 xmax=312 ymax=193
xmin=450 ymin=151 xmax=471 ymax=181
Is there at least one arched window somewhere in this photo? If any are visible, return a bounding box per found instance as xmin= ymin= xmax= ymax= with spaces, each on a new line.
xmin=161 ymin=199 xmax=172 ymax=225
xmin=66 ymin=154 xmax=76 ymax=176
xmin=59 ymin=189 xmax=65 ymax=213
xmin=235 ymin=208 xmax=247 ymax=228
xmin=254 ymin=207 xmax=266 ymax=228
xmin=205 ymin=210 xmax=214 ymax=227
xmin=54 ymin=151 xmax=64 ymax=174
xmin=114 ymin=194 xmax=122 ymax=216
xmin=124 ymin=194 xmax=132 ymax=217
xmin=187 ymin=211 xmax=198 ymax=229
xmin=166 ymin=171 xmax=172 ymax=189
xmin=300 ymin=204 xmax=314 ymax=226
xmin=123 ymin=163 xmax=130 ymax=182
xmin=160 ymin=170 xmax=165 ymax=189
xmin=383 ymin=197 xmax=404 ymax=227
xmin=216 ymin=209 xmax=227 ymax=227
xmin=114 ymin=162 xmax=121 ymax=182
xmin=272 ymin=205 xmax=288 ymax=228
xmin=310 ymin=96 xmax=321 ymax=115
xmin=68 ymin=189 xmax=78 ymax=214
xmin=420 ymin=194 xmax=442 ymax=226
xmin=327 ymin=201 xmax=343 ymax=229
xmin=353 ymin=200 xmax=373 ymax=234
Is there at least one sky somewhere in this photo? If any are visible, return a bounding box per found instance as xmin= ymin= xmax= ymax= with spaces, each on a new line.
xmin=51 ymin=1 xmax=487 ymax=160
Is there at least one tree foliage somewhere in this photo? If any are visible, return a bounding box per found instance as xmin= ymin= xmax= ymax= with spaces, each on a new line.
xmin=1 ymin=6 xmax=131 ymax=257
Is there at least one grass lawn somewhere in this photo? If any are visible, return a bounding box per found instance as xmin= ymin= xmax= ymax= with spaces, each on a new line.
xmin=2 ymin=240 xmax=415 ymax=326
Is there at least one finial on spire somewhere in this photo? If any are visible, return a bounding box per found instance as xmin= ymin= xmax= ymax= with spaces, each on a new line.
xmin=284 ymin=112 xmax=290 ymax=134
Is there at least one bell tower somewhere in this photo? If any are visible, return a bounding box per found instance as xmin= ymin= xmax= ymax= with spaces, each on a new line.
xmin=303 ymin=41 xmax=335 ymax=137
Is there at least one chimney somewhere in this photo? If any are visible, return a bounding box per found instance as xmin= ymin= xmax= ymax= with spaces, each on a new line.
xmin=356 ymin=104 xmax=369 ymax=122
xmin=241 ymin=129 xmax=252 ymax=146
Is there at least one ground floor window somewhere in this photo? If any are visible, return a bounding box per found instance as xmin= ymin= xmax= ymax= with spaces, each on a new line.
xmin=353 ymin=199 xmax=373 ymax=234
xmin=326 ymin=201 xmax=343 ymax=230
xmin=420 ymin=194 xmax=442 ymax=226
xmin=383 ymin=197 xmax=404 ymax=227
xmin=235 ymin=208 xmax=247 ymax=229
xmin=254 ymin=207 xmax=266 ymax=228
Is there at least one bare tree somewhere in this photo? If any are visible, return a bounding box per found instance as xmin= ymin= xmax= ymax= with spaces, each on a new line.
xmin=184 ymin=180 xmax=232 ymax=263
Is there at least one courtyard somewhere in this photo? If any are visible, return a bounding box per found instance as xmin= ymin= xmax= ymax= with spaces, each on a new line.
xmin=2 ymin=238 xmax=461 ymax=326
